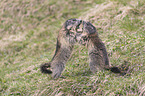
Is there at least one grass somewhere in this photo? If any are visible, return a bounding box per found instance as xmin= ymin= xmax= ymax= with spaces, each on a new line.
xmin=0 ymin=0 xmax=145 ymax=95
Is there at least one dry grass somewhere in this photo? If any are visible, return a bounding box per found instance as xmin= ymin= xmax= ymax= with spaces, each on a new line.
xmin=0 ymin=0 xmax=145 ymax=95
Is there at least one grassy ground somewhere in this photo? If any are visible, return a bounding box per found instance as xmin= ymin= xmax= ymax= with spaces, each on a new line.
xmin=0 ymin=0 xmax=145 ymax=95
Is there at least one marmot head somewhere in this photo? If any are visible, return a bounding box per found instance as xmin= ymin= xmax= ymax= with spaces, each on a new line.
xmin=64 ymin=18 xmax=82 ymax=31
xmin=63 ymin=19 xmax=83 ymax=44
xmin=83 ymin=21 xmax=97 ymax=34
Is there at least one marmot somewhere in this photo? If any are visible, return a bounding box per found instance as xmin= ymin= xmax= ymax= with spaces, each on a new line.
xmin=40 ymin=19 xmax=126 ymax=79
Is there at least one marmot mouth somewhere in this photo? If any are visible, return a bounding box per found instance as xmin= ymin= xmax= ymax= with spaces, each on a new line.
xmin=76 ymin=20 xmax=84 ymax=33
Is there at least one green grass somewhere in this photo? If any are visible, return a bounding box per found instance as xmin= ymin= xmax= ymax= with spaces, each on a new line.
xmin=0 ymin=0 xmax=145 ymax=95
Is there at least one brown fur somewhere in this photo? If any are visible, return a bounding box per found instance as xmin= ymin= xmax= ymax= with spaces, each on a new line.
xmin=78 ymin=21 xmax=127 ymax=74
xmin=40 ymin=19 xmax=82 ymax=79
xmin=40 ymin=19 xmax=127 ymax=79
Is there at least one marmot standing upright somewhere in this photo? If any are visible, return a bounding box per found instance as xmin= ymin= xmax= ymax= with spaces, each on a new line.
xmin=40 ymin=19 xmax=126 ymax=79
